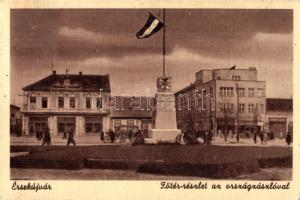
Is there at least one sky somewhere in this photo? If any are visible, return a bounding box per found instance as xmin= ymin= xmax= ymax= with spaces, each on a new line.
xmin=11 ymin=9 xmax=293 ymax=106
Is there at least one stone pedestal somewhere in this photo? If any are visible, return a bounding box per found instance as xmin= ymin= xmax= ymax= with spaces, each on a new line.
xmin=145 ymin=77 xmax=181 ymax=144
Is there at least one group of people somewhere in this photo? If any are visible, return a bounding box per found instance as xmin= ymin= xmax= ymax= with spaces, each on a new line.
xmin=253 ymin=130 xmax=269 ymax=145
xmin=36 ymin=127 xmax=76 ymax=146
xmin=253 ymin=130 xmax=292 ymax=146
xmin=100 ymin=129 xmax=116 ymax=143
xmin=183 ymin=128 xmax=213 ymax=145
xmin=100 ymin=129 xmax=144 ymax=145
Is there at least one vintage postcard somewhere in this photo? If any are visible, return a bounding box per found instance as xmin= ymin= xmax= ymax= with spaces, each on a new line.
xmin=0 ymin=0 xmax=299 ymax=199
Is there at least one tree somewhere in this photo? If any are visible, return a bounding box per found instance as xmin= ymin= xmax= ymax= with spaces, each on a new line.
xmin=218 ymin=96 xmax=235 ymax=141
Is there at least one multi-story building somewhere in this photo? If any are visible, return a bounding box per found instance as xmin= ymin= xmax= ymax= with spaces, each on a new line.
xmin=21 ymin=71 xmax=111 ymax=136
xmin=266 ymin=98 xmax=293 ymax=138
xmin=175 ymin=67 xmax=266 ymax=135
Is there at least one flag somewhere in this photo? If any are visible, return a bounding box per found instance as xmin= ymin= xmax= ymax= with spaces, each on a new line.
xmin=136 ymin=13 xmax=164 ymax=39
xmin=230 ymin=65 xmax=236 ymax=70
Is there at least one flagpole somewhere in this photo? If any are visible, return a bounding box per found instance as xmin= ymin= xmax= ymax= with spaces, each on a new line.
xmin=163 ymin=8 xmax=166 ymax=77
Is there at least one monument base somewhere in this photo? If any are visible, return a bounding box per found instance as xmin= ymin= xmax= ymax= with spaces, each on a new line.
xmin=145 ymin=129 xmax=181 ymax=144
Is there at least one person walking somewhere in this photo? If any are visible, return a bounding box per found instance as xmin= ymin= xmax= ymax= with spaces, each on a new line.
xmin=108 ymin=129 xmax=115 ymax=143
xmin=100 ymin=131 xmax=104 ymax=142
xmin=286 ymin=132 xmax=292 ymax=147
xmin=36 ymin=128 xmax=42 ymax=141
xmin=42 ymin=127 xmax=51 ymax=146
xmin=206 ymin=130 xmax=213 ymax=145
xmin=259 ymin=130 xmax=264 ymax=145
xmin=63 ymin=130 xmax=67 ymax=140
xmin=67 ymin=128 xmax=76 ymax=146
xmin=263 ymin=131 xmax=268 ymax=145
xmin=253 ymin=130 xmax=257 ymax=144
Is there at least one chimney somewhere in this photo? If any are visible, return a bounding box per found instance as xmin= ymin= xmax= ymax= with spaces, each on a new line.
xmin=52 ymin=70 xmax=56 ymax=75
xmin=79 ymin=71 xmax=82 ymax=75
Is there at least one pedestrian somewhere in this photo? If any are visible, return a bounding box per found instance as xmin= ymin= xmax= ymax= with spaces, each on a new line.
xmin=67 ymin=128 xmax=76 ymax=146
xmin=100 ymin=131 xmax=104 ymax=142
xmin=206 ymin=130 xmax=213 ymax=145
xmin=38 ymin=128 xmax=43 ymax=140
xmin=108 ymin=129 xmax=115 ymax=143
xmin=36 ymin=128 xmax=42 ymax=141
xmin=36 ymin=129 xmax=39 ymax=141
xmin=42 ymin=127 xmax=51 ymax=146
xmin=263 ymin=131 xmax=268 ymax=145
xmin=253 ymin=130 xmax=257 ymax=144
xmin=127 ymin=130 xmax=133 ymax=145
xmin=259 ymin=130 xmax=264 ymax=145
xmin=285 ymin=132 xmax=292 ymax=147
xmin=63 ymin=130 xmax=67 ymax=139
xmin=203 ymin=131 xmax=208 ymax=144
xmin=269 ymin=131 xmax=274 ymax=140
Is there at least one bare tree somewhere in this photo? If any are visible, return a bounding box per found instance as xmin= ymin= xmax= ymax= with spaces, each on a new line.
xmin=218 ymin=96 xmax=235 ymax=141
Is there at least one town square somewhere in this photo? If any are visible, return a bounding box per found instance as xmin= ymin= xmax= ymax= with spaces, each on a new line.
xmin=9 ymin=9 xmax=293 ymax=180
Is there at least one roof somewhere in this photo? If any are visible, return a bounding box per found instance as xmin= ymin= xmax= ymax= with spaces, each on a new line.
xmin=266 ymin=98 xmax=293 ymax=112
xmin=175 ymin=83 xmax=195 ymax=95
xmin=10 ymin=104 xmax=21 ymax=110
xmin=110 ymin=96 xmax=153 ymax=119
xmin=23 ymin=72 xmax=110 ymax=92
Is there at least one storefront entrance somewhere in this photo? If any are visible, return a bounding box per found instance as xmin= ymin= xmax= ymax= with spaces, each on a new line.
xmin=29 ymin=116 xmax=48 ymax=136
xmin=57 ymin=117 xmax=76 ymax=135
xmin=85 ymin=116 xmax=103 ymax=134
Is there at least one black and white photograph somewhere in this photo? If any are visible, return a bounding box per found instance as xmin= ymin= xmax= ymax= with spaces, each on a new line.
xmin=8 ymin=8 xmax=294 ymax=182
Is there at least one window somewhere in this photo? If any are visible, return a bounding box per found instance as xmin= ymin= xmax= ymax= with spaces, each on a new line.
xmin=41 ymin=97 xmax=48 ymax=108
xmin=219 ymin=103 xmax=234 ymax=112
xmin=114 ymin=120 xmax=121 ymax=131
xmin=257 ymin=103 xmax=264 ymax=113
xmin=57 ymin=117 xmax=76 ymax=133
xmin=85 ymin=117 xmax=102 ymax=133
xmin=86 ymin=97 xmax=91 ymax=109
xmin=257 ymin=88 xmax=264 ymax=97
xmin=30 ymin=97 xmax=36 ymax=109
xmin=248 ymin=104 xmax=255 ymax=113
xmin=232 ymin=75 xmax=241 ymax=81
xmin=96 ymin=97 xmax=102 ymax=109
xmin=248 ymin=88 xmax=255 ymax=97
xmin=127 ymin=119 xmax=135 ymax=131
xmin=69 ymin=97 xmax=75 ymax=108
xmin=220 ymin=87 xmax=234 ymax=97
xmin=237 ymin=88 xmax=245 ymax=97
xmin=141 ymin=120 xmax=149 ymax=131
xmin=58 ymin=97 xmax=64 ymax=108
xmin=238 ymin=103 xmax=245 ymax=113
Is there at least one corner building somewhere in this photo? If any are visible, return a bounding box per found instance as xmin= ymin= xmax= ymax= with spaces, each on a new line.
xmin=21 ymin=71 xmax=111 ymax=136
xmin=175 ymin=67 xmax=266 ymax=134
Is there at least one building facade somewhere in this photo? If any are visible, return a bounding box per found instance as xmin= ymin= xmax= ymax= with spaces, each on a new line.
xmin=10 ymin=104 xmax=22 ymax=135
xmin=21 ymin=71 xmax=111 ymax=136
xmin=266 ymin=98 xmax=293 ymax=138
xmin=175 ymin=67 xmax=266 ymax=135
xmin=110 ymin=96 xmax=153 ymax=133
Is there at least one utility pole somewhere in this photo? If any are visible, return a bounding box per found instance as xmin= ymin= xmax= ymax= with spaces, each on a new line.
xmin=236 ymin=81 xmax=240 ymax=142
xmin=162 ymin=8 xmax=166 ymax=77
